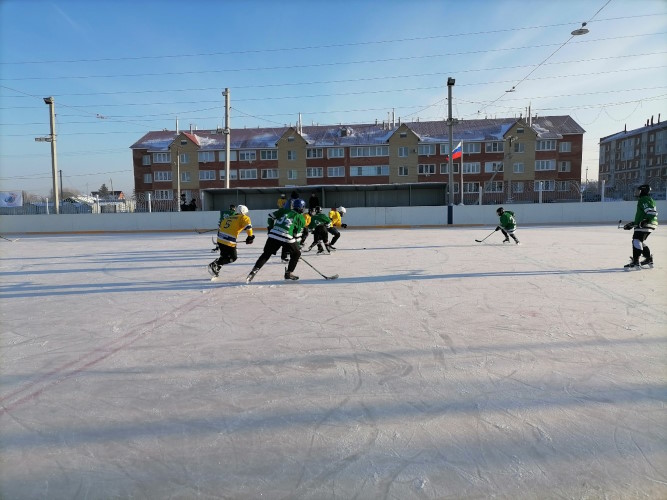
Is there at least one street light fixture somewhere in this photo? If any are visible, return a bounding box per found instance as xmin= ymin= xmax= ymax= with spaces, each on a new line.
xmin=571 ymin=22 xmax=589 ymax=36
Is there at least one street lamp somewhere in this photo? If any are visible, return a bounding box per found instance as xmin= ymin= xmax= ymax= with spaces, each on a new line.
xmin=35 ymin=97 xmax=60 ymax=214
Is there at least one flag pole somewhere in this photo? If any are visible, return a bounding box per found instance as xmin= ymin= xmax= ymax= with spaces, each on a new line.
xmin=459 ymin=141 xmax=464 ymax=205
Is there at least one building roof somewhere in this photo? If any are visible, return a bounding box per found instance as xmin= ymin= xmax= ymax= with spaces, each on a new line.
xmin=599 ymin=119 xmax=666 ymax=144
xmin=130 ymin=116 xmax=584 ymax=151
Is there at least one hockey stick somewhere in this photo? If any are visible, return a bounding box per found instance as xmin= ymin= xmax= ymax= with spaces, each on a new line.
xmin=618 ymin=220 xmax=635 ymax=230
xmin=195 ymin=228 xmax=217 ymax=234
xmin=0 ymin=235 xmax=19 ymax=242
xmin=299 ymin=256 xmax=338 ymax=280
xmin=475 ymin=229 xmax=497 ymax=243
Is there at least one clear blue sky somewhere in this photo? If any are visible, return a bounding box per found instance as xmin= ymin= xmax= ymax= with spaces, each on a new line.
xmin=1 ymin=0 xmax=666 ymax=197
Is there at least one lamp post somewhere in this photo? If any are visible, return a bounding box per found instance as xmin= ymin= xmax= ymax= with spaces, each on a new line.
xmin=35 ymin=97 xmax=59 ymax=214
xmin=446 ymin=77 xmax=455 ymax=224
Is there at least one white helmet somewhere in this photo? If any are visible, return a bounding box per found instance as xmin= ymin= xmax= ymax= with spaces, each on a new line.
xmin=236 ymin=204 xmax=248 ymax=215
xmin=337 ymin=206 xmax=346 ymax=214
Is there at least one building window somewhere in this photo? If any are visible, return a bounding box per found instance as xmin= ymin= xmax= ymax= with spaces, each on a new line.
xmin=536 ymin=140 xmax=557 ymax=151
xmin=418 ymin=144 xmax=436 ymax=156
xmin=484 ymin=162 xmax=503 ymax=173
xmin=398 ymin=146 xmax=409 ymax=157
xmin=261 ymin=169 xmax=279 ymax=179
xmin=485 ymin=181 xmax=503 ymax=192
xmin=307 ymin=167 xmax=324 ymax=178
xmin=199 ymin=170 xmax=216 ymax=181
xmin=400 ymin=132 xmax=407 ymax=138
xmin=350 ymin=146 xmax=389 ymax=157
xmin=239 ymin=169 xmax=257 ymax=180
xmin=516 ymin=128 xmax=524 ymax=134
xmin=557 ymin=180 xmax=570 ymax=191
xmin=514 ymin=142 xmax=525 ymax=153
xmin=260 ymin=150 xmax=278 ymax=160
xmin=440 ymin=163 xmax=460 ymax=174
xmin=198 ymin=151 xmax=215 ymax=163
xmin=179 ymin=153 xmax=189 ymax=164
xmin=462 ymin=162 xmax=481 ymax=174
xmin=154 ymin=171 xmax=172 ymax=182
xmin=220 ymin=170 xmax=238 ymax=180
xmin=307 ymin=148 xmax=324 ymax=159
xmin=559 ymin=142 xmax=572 ymax=153
xmin=153 ymin=152 xmax=171 ymax=163
xmin=288 ymin=170 xmax=297 ymax=180
xmin=327 ymin=166 xmax=345 ymax=177
xmin=219 ymin=151 xmax=238 ymax=162
xmin=142 ymin=155 xmax=151 ymax=166
xmin=534 ymin=180 xmax=555 ymax=191
xmin=485 ymin=141 xmax=504 ymax=153
xmin=463 ymin=182 xmax=480 ymax=193
xmin=239 ymin=151 xmax=256 ymax=162
xmin=559 ymin=161 xmax=571 ymax=172
xmin=418 ymin=164 xmax=436 ymax=174
xmin=463 ymin=142 xmax=481 ymax=154
xmin=143 ymin=173 xmax=152 ymax=183
xmin=287 ymin=150 xmax=297 ymax=161
xmin=398 ymin=166 xmax=408 ymax=176
xmin=154 ymin=189 xmax=173 ymax=200
xmin=181 ymin=172 xmax=191 ymax=182
xmin=535 ymin=160 xmax=556 ymax=171
xmin=513 ymin=162 xmax=524 ymax=173
xmin=514 ymin=181 xmax=524 ymax=193
xmin=328 ymin=147 xmax=345 ymax=159
xmin=287 ymin=137 xmax=295 ymax=142
xmin=350 ymin=165 xmax=389 ymax=176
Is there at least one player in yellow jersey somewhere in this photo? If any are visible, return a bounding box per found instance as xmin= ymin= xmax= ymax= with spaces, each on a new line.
xmin=208 ymin=205 xmax=254 ymax=278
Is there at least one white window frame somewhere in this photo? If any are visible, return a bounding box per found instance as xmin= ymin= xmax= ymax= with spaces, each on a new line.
xmin=513 ymin=162 xmax=524 ymax=173
xmin=142 ymin=155 xmax=151 ymax=166
xmin=199 ymin=170 xmax=216 ymax=181
xmin=350 ymin=165 xmax=389 ymax=176
xmin=180 ymin=171 xmax=191 ymax=182
xmin=440 ymin=163 xmax=460 ymax=174
xmin=143 ymin=173 xmax=152 ymax=183
xmin=239 ymin=151 xmax=256 ymax=162
xmin=462 ymin=162 xmax=481 ymax=174
xmin=536 ymin=139 xmax=557 ymax=151
xmin=513 ymin=142 xmax=525 ymax=153
xmin=260 ymin=150 xmax=278 ymax=160
xmin=287 ymin=150 xmax=296 ymax=161
xmin=179 ymin=153 xmax=189 ymax=164
xmin=484 ymin=181 xmax=504 ymax=193
xmin=239 ymin=168 xmax=257 ymax=180
xmin=418 ymin=164 xmax=436 ymax=175
xmin=327 ymin=147 xmax=345 ymax=159
xmin=559 ymin=141 xmax=572 ymax=153
xmin=463 ymin=182 xmax=480 ymax=193
xmin=261 ymin=169 xmax=279 ymax=179
xmin=418 ymin=144 xmax=436 ymax=156
xmin=534 ymin=180 xmax=555 ymax=191
xmin=463 ymin=142 xmax=481 ymax=154
xmin=350 ymin=146 xmax=389 ymax=158
xmin=398 ymin=146 xmax=409 ymax=157
xmin=484 ymin=162 xmax=503 ymax=173
xmin=307 ymin=148 xmax=324 ymax=159
xmin=220 ymin=170 xmax=238 ymax=180
xmin=557 ymin=180 xmax=570 ymax=191
xmin=535 ymin=159 xmax=556 ymax=171
xmin=154 ymin=171 xmax=172 ymax=182
xmin=154 ymin=189 xmax=173 ymax=200
xmin=198 ymin=151 xmax=215 ymax=163
xmin=153 ymin=152 xmax=171 ymax=163
xmin=398 ymin=166 xmax=409 ymax=176
xmin=306 ymin=167 xmax=324 ymax=178
xmin=559 ymin=161 xmax=571 ymax=172
xmin=327 ymin=166 xmax=345 ymax=177
xmin=287 ymin=170 xmax=298 ymax=180
xmin=485 ymin=141 xmax=504 ymax=153
xmin=219 ymin=151 xmax=238 ymax=162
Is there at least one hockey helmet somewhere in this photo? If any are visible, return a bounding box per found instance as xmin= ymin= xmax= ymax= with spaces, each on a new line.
xmin=496 ymin=207 xmax=504 ymax=215
xmin=636 ymin=184 xmax=651 ymax=197
xmin=236 ymin=204 xmax=248 ymax=215
xmin=337 ymin=206 xmax=346 ymax=215
xmin=314 ymin=206 xmax=322 ymax=214
xmin=292 ymin=199 xmax=306 ymax=213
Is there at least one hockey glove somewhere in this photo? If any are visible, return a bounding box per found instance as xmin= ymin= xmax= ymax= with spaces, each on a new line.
xmin=639 ymin=219 xmax=649 ymax=228
xmin=623 ymin=222 xmax=635 ymax=230
xmin=245 ymin=235 xmax=255 ymax=244
xmin=495 ymin=226 xmax=501 ymax=231
xmin=342 ymin=223 xmax=348 ymax=228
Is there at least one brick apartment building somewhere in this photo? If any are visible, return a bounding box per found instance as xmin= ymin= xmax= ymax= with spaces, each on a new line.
xmin=130 ymin=115 xmax=585 ymax=209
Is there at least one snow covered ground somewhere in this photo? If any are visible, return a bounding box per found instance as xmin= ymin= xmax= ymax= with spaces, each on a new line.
xmin=1 ymin=226 xmax=666 ymax=499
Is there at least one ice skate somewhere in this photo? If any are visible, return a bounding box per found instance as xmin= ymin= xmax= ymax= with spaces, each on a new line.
xmin=502 ymin=237 xmax=510 ymax=244
xmin=246 ymin=268 xmax=259 ymax=283
xmin=624 ymin=258 xmax=641 ymax=270
xmin=640 ymin=255 xmax=654 ymax=268
xmin=284 ymin=268 xmax=299 ymax=281
xmin=207 ymin=262 xmax=220 ymax=278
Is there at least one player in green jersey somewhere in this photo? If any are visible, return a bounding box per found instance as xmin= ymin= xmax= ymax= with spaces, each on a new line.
xmin=495 ymin=207 xmax=520 ymax=244
xmin=304 ymin=206 xmax=333 ymax=254
xmin=246 ymin=199 xmax=307 ymax=282
xmin=623 ymin=184 xmax=658 ymax=269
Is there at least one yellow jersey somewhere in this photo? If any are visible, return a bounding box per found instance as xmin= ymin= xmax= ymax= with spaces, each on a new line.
xmin=216 ymin=214 xmax=253 ymax=247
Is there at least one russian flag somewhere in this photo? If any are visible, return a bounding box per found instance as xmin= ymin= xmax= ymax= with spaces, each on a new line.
xmin=451 ymin=141 xmax=462 ymax=160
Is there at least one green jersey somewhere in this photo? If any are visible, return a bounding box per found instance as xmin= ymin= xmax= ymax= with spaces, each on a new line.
xmin=499 ymin=210 xmax=516 ymax=230
xmin=634 ymin=195 xmax=658 ymax=231
xmin=218 ymin=209 xmax=235 ymax=225
xmin=308 ymin=213 xmax=332 ymax=229
xmin=267 ymin=208 xmax=306 ymax=243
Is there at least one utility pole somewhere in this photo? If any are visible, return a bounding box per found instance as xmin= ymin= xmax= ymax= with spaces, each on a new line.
xmin=176 ymin=148 xmax=181 ymax=211
xmin=446 ymin=78 xmax=455 ymax=224
xmin=59 ymin=169 xmax=63 ymax=201
xmin=223 ymin=88 xmax=231 ymax=189
xmin=44 ymin=97 xmax=59 ymax=214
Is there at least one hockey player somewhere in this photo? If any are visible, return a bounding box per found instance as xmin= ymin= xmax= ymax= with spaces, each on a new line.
xmin=305 ymin=206 xmax=333 ymax=254
xmin=495 ymin=207 xmax=519 ymax=244
xmin=247 ymin=198 xmax=307 ymax=283
xmin=327 ymin=206 xmax=347 ymax=249
xmin=623 ymin=184 xmax=658 ymax=269
xmin=212 ymin=204 xmax=237 ymax=252
xmin=208 ymin=205 xmax=254 ymax=278
xmin=281 ymin=210 xmax=310 ymax=262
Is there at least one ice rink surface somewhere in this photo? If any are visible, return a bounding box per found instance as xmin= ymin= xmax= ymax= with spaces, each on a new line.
xmin=1 ymin=225 xmax=666 ymax=499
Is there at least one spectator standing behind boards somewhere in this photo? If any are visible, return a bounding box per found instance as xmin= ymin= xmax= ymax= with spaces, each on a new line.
xmin=277 ymin=194 xmax=287 ymax=209
xmin=308 ymin=192 xmax=320 ymax=214
xmin=623 ymin=184 xmax=658 ymax=269
xmin=495 ymin=207 xmax=519 ymax=244
xmin=327 ymin=206 xmax=347 ymax=250
xmin=208 ymin=205 xmax=254 ymax=279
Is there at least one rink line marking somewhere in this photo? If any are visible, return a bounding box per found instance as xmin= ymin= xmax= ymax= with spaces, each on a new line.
xmin=0 ymin=294 xmax=208 ymax=416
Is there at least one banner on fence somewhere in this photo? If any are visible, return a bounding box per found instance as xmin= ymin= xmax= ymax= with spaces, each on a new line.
xmin=0 ymin=191 xmax=23 ymax=208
